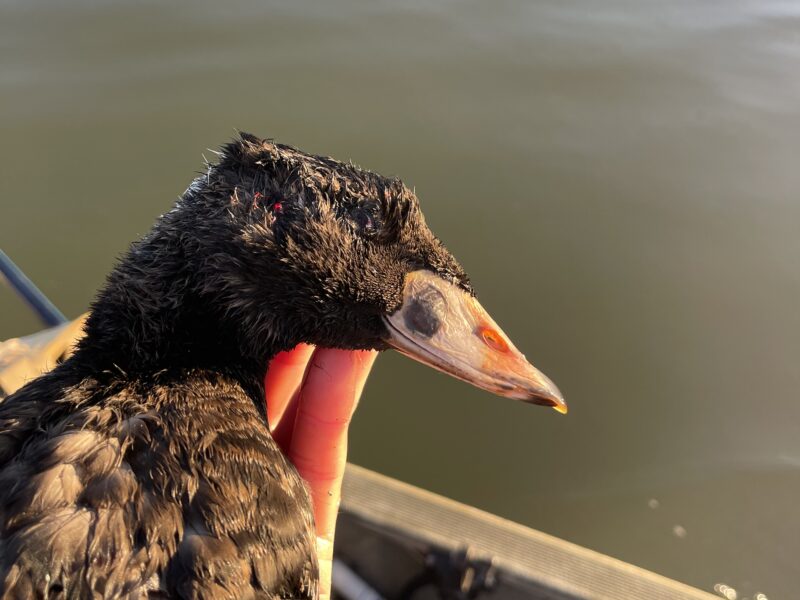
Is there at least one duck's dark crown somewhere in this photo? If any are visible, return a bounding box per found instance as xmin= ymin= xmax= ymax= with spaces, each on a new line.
xmin=72 ymin=133 xmax=470 ymax=393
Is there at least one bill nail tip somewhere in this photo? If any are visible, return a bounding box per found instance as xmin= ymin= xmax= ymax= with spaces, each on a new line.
xmin=543 ymin=396 xmax=568 ymax=414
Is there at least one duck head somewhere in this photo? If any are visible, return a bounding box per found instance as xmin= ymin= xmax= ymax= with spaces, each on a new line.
xmin=186 ymin=134 xmax=564 ymax=412
xmin=97 ymin=133 xmax=564 ymax=412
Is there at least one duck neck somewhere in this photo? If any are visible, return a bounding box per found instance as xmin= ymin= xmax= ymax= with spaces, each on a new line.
xmin=72 ymin=229 xmax=283 ymax=401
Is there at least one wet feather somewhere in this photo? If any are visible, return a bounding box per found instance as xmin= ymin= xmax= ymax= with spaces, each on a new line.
xmin=0 ymin=133 xmax=470 ymax=599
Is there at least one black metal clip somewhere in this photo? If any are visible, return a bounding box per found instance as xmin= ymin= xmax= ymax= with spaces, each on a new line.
xmin=398 ymin=546 xmax=497 ymax=600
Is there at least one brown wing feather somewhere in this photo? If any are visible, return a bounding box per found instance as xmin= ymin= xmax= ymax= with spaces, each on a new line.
xmin=0 ymin=368 xmax=318 ymax=599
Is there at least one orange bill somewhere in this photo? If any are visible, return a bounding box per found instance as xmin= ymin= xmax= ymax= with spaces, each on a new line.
xmin=383 ymin=270 xmax=567 ymax=413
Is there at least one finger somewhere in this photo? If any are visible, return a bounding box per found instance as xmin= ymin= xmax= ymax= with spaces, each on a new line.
xmin=287 ymin=348 xmax=377 ymax=600
xmin=288 ymin=348 xmax=377 ymax=538
xmin=316 ymin=536 xmax=334 ymax=600
xmin=263 ymin=343 xmax=316 ymax=433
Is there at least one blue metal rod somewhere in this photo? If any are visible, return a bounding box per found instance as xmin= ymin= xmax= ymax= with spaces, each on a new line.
xmin=0 ymin=249 xmax=67 ymax=327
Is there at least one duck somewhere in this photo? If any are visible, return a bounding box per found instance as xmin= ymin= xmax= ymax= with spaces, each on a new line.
xmin=0 ymin=133 xmax=565 ymax=599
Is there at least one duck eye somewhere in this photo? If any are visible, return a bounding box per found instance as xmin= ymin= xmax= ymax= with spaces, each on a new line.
xmin=350 ymin=205 xmax=379 ymax=236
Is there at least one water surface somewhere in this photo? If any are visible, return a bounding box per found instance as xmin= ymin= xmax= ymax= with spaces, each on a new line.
xmin=1 ymin=1 xmax=799 ymax=597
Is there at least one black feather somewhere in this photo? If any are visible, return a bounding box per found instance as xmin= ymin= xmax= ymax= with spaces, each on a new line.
xmin=0 ymin=134 xmax=470 ymax=599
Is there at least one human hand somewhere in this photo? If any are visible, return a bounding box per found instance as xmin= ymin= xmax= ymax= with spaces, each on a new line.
xmin=264 ymin=344 xmax=378 ymax=600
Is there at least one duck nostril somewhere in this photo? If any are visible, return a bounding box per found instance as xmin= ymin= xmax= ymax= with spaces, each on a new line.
xmin=478 ymin=326 xmax=509 ymax=353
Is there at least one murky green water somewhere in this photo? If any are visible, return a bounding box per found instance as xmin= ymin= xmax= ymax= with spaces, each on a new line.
xmin=2 ymin=1 xmax=798 ymax=597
